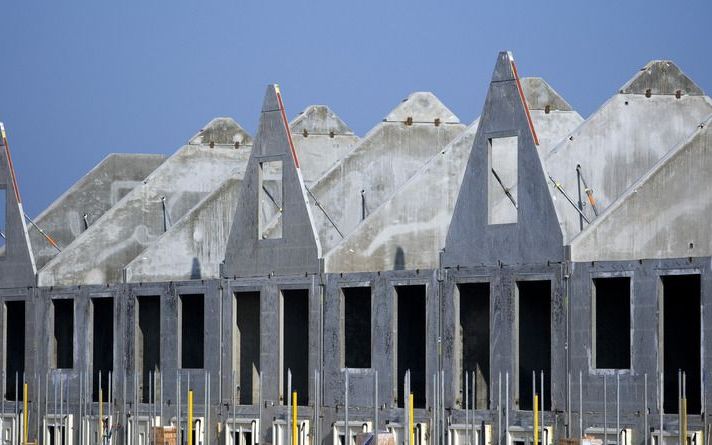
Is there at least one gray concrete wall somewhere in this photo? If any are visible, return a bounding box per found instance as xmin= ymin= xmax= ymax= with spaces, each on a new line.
xmin=571 ymin=116 xmax=712 ymax=262
xmin=124 ymin=106 xmax=357 ymax=283
xmin=567 ymin=257 xmax=711 ymax=441
xmin=307 ymin=92 xmax=465 ymax=253
xmin=30 ymin=153 xmax=166 ymax=269
xmin=124 ymin=177 xmax=242 ymax=282
xmin=224 ymin=85 xmax=322 ymax=278
xmin=540 ymin=63 xmax=712 ymax=243
xmin=324 ymin=121 xmax=478 ymax=272
xmin=291 ymin=105 xmax=360 ymax=185
xmin=444 ymin=52 xmax=564 ymax=267
xmin=37 ymin=118 xmax=253 ymax=286
xmin=0 ymin=123 xmax=36 ymax=288
xmin=324 ymin=79 xmax=584 ymax=273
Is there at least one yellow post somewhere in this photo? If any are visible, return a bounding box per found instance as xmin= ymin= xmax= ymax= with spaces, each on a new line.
xmin=682 ymin=398 xmax=688 ymax=445
xmin=23 ymin=383 xmax=28 ymax=445
xmin=409 ymin=393 xmax=414 ymax=445
xmin=533 ymin=394 xmax=539 ymax=445
xmin=99 ymin=388 xmax=104 ymax=441
xmin=188 ymin=390 xmax=194 ymax=445
xmin=292 ymin=392 xmax=298 ymax=445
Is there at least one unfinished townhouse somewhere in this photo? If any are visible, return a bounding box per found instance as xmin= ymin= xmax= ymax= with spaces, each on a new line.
xmin=0 ymin=51 xmax=710 ymax=445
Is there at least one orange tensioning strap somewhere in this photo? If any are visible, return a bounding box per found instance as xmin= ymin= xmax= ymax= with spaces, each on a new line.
xmin=510 ymin=60 xmax=540 ymax=146
xmin=0 ymin=127 xmax=22 ymax=203
xmin=275 ymin=86 xmax=301 ymax=169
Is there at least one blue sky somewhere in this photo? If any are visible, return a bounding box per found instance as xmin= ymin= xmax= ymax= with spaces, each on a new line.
xmin=1 ymin=0 xmax=711 ymax=218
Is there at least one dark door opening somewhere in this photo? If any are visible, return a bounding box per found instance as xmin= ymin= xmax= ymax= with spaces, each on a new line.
xmin=662 ymin=274 xmax=701 ymax=414
xmin=236 ymin=291 xmax=260 ymax=405
xmin=137 ymin=295 xmax=161 ymax=403
xmin=92 ymin=298 xmax=114 ymax=401
xmin=396 ymin=285 xmax=426 ymax=408
xmin=52 ymin=299 xmax=74 ymax=369
xmin=593 ymin=277 xmax=631 ymax=369
xmin=517 ymin=280 xmax=551 ymax=411
xmin=180 ymin=294 xmax=205 ymax=369
xmin=47 ymin=426 xmax=66 ymax=445
xmin=281 ymin=289 xmax=309 ymax=405
xmin=343 ymin=287 xmax=372 ymax=369
xmin=459 ymin=283 xmax=490 ymax=410
xmin=5 ymin=300 xmax=25 ymax=400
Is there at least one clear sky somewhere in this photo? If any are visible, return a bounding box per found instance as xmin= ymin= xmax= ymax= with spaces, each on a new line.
xmin=1 ymin=0 xmax=711 ymax=218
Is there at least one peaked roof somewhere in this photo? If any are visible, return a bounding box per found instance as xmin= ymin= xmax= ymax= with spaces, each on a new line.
xmin=305 ymin=92 xmax=465 ymax=253
xmin=541 ymin=61 xmax=712 ymax=243
xmin=325 ymin=78 xmax=584 ymax=272
xmin=290 ymin=105 xmax=355 ymax=135
xmin=291 ymin=105 xmax=360 ymax=185
xmin=125 ymin=104 xmax=358 ymax=282
xmin=443 ymin=51 xmax=564 ymax=266
xmin=223 ymin=85 xmax=322 ymax=277
xmin=0 ymin=123 xmax=36 ymax=287
xmin=385 ymin=92 xmax=460 ymax=123
xmin=619 ymin=60 xmax=704 ymax=96
xmin=571 ymin=114 xmax=712 ymax=261
xmin=520 ymin=77 xmax=573 ymax=111
xmin=30 ymin=152 xmax=166 ymax=269
xmin=188 ymin=117 xmax=253 ymax=147
xmin=37 ymin=118 xmax=252 ymax=286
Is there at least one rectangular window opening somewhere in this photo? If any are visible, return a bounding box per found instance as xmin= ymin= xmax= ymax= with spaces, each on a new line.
xmin=281 ymin=289 xmax=309 ymax=405
xmin=180 ymin=294 xmax=205 ymax=369
xmin=487 ymin=136 xmax=518 ymax=225
xmin=92 ymin=297 xmax=114 ymax=401
xmin=662 ymin=274 xmax=701 ymax=414
xmin=396 ymin=285 xmax=426 ymax=408
xmin=459 ymin=283 xmax=490 ymax=410
xmin=4 ymin=300 xmax=25 ymax=400
xmin=259 ymin=160 xmax=283 ymax=239
xmin=47 ymin=426 xmax=67 ymax=445
xmin=517 ymin=280 xmax=551 ymax=411
xmin=593 ymin=277 xmax=631 ymax=370
xmin=137 ymin=295 xmax=161 ymax=403
xmin=236 ymin=291 xmax=261 ymax=405
xmin=343 ymin=287 xmax=372 ymax=369
xmin=52 ymin=299 xmax=74 ymax=369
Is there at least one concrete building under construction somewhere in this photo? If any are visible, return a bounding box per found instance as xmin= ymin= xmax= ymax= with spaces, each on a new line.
xmin=0 ymin=51 xmax=711 ymax=445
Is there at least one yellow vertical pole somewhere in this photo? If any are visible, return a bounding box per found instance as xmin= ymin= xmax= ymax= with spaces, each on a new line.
xmin=292 ymin=392 xmax=298 ymax=445
xmin=188 ymin=390 xmax=194 ymax=445
xmin=409 ymin=393 xmax=414 ymax=445
xmin=23 ymin=383 xmax=28 ymax=445
xmin=682 ymin=398 xmax=687 ymax=445
xmin=99 ymin=388 xmax=104 ymax=442
xmin=534 ymin=394 xmax=539 ymax=445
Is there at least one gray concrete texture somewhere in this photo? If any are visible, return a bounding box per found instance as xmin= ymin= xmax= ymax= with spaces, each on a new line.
xmin=325 ymin=79 xmax=584 ymax=273
xmin=306 ymin=92 xmax=466 ymax=253
xmin=0 ymin=123 xmax=36 ymax=287
xmin=223 ymin=85 xmax=323 ymax=278
xmin=537 ymin=62 xmax=712 ymax=243
xmin=2 ymin=50 xmax=712 ymax=445
xmin=444 ymin=52 xmax=565 ymax=267
xmin=29 ymin=153 xmax=166 ymax=269
xmin=291 ymin=105 xmax=360 ymax=186
xmin=124 ymin=105 xmax=358 ymax=282
xmin=571 ymin=114 xmax=712 ymax=261
xmin=38 ymin=118 xmax=254 ymax=286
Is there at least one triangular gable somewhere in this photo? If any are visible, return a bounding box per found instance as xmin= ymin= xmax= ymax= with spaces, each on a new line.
xmin=444 ymin=52 xmax=563 ymax=266
xmin=619 ymin=60 xmax=703 ymax=96
xmin=571 ymin=115 xmax=712 ymax=261
xmin=223 ymin=85 xmax=322 ymax=277
xmin=306 ymin=92 xmax=465 ymax=253
xmin=0 ymin=123 xmax=36 ymax=287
